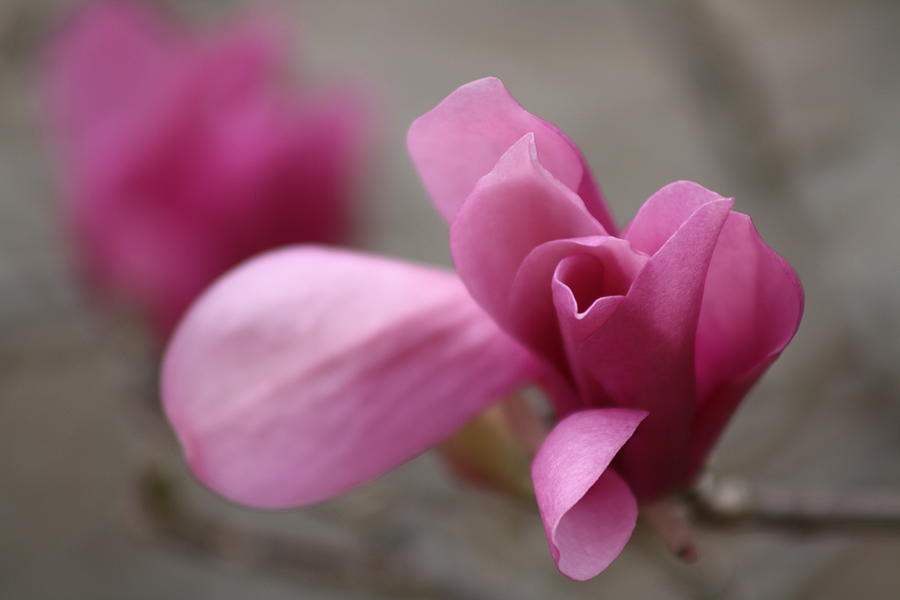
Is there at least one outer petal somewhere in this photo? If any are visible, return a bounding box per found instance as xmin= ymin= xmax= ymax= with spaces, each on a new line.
xmin=687 ymin=212 xmax=804 ymax=476
xmin=569 ymin=196 xmax=733 ymax=500
xmin=162 ymin=246 xmax=539 ymax=508
xmin=532 ymin=409 xmax=646 ymax=581
xmin=450 ymin=134 xmax=604 ymax=340
xmin=407 ymin=77 xmax=616 ymax=231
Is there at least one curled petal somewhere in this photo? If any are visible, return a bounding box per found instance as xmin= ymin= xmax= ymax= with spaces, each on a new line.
xmin=506 ymin=236 xmax=646 ymax=407
xmin=688 ymin=212 xmax=804 ymax=475
xmin=548 ymin=239 xmax=648 ymax=347
xmin=451 ymin=134 xmax=603 ymax=339
xmin=407 ymin=77 xmax=615 ymax=230
xmin=532 ymin=409 xmax=646 ymax=580
xmin=163 ymin=246 xmax=539 ymax=508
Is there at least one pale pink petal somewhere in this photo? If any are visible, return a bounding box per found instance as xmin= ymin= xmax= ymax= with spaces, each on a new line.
xmin=568 ymin=197 xmax=733 ymax=501
xmin=687 ymin=212 xmax=804 ymax=476
xmin=450 ymin=134 xmax=603 ymax=338
xmin=163 ymin=246 xmax=539 ymax=508
xmin=407 ymin=77 xmax=616 ymax=230
xmin=623 ymin=180 xmax=726 ymax=255
xmin=532 ymin=409 xmax=646 ymax=581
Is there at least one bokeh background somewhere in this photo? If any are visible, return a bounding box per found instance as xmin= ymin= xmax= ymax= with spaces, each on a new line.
xmin=2 ymin=0 xmax=900 ymax=598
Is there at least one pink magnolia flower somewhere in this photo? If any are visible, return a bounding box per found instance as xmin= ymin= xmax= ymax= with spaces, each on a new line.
xmin=42 ymin=0 xmax=366 ymax=337
xmin=162 ymin=78 xmax=803 ymax=580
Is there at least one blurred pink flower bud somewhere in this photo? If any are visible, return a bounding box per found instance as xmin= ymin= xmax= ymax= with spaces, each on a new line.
xmin=43 ymin=0 xmax=367 ymax=337
xmin=161 ymin=78 xmax=802 ymax=580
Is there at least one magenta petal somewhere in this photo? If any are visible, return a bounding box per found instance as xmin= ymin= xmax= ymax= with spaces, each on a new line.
xmin=505 ymin=236 xmax=645 ymax=389
xmin=548 ymin=241 xmax=648 ymax=331
xmin=162 ymin=246 xmax=539 ymax=508
xmin=688 ymin=212 xmax=804 ymax=475
xmin=573 ymin=197 xmax=733 ymax=500
xmin=623 ymin=180 xmax=726 ymax=255
xmin=43 ymin=3 xmax=367 ymax=338
xmin=549 ymin=245 xmax=647 ymax=403
xmin=451 ymin=134 xmax=604 ymax=336
xmin=501 ymin=235 xmax=644 ymax=414
xmin=407 ymin=77 xmax=616 ymax=230
xmin=43 ymin=0 xmax=175 ymax=148
xmin=532 ymin=409 xmax=646 ymax=581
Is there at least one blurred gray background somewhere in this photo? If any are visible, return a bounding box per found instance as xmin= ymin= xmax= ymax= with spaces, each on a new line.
xmin=2 ymin=0 xmax=900 ymax=598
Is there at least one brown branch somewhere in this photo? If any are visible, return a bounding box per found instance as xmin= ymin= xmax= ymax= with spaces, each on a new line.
xmin=687 ymin=474 xmax=900 ymax=534
xmin=131 ymin=414 xmax=900 ymax=591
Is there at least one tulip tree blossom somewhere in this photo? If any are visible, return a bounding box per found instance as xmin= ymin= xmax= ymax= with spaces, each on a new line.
xmin=162 ymin=78 xmax=803 ymax=580
xmin=43 ymin=0 xmax=366 ymax=337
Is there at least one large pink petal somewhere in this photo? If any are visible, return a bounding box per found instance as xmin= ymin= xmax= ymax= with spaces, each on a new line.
xmin=687 ymin=212 xmax=804 ymax=476
xmin=568 ymin=197 xmax=733 ymax=501
xmin=162 ymin=246 xmax=539 ymax=508
xmin=532 ymin=409 xmax=646 ymax=581
xmin=450 ymin=134 xmax=603 ymax=343
xmin=407 ymin=77 xmax=616 ymax=231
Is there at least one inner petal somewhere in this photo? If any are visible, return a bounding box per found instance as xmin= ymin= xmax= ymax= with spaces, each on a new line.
xmin=554 ymin=252 xmax=634 ymax=315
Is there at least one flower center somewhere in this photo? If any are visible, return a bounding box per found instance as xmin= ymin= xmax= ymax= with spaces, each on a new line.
xmin=555 ymin=252 xmax=636 ymax=315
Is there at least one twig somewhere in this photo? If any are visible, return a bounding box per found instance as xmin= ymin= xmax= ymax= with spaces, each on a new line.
xmin=688 ymin=473 xmax=900 ymax=534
